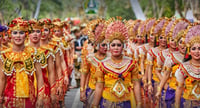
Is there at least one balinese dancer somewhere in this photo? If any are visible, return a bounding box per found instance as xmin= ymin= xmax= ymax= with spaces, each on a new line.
xmin=92 ymin=17 xmax=141 ymax=108
xmin=28 ymin=19 xmax=57 ymax=107
xmin=134 ymin=21 xmax=146 ymax=77
xmin=156 ymin=18 xmax=190 ymax=108
xmin=63 ymin=21 xmax=74 ymax=80
xmin=175 ymin=24 xmax=200 ymax=108
xmin=0 ymin=18 xmax=44 ymax=108
xmin=147 ymin=17 xmax=168 ymax=107
xmin=39 ymin=18 xmax=64 ymax=107
xmin=0 ymin=25 xmax=5 ymax=50
xmin=1 ymin=25 xmax=11 ymax=50
xmin=142 ymin=18 xmax=156 ymax=90
xmin=125 ymin=20 xmax=141 ymax=58
xmin=80 ymin=19 xmax=108 ymax=108
xmin=52 ymin=18 xmax=69 ymax=107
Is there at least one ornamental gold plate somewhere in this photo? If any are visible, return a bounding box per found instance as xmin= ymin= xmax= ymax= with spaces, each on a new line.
xmin=111 ymin=79 xmax=128 ymax=98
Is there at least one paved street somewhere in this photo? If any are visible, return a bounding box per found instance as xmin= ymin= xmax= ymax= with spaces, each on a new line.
xmin=65 ymin=88 xmax=83 ymax=108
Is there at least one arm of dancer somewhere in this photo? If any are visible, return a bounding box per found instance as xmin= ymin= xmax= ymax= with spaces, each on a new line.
xmin=48 ymin=55 xmax=57 ymax=103
xmin=156 ymin=55 xmax=173 ymax=97
xmin=55 ymin=52 xmax=64 ymax=97
xmin=147 ymin=52 xmax=153 ymax=94
xmin=0 ymin=61 xmax=6 ymax=106
xmin=155 ymin=53 xmax=164 ymax=81
xmin=175 ymin=67 xmax=185 ymax=108
xmin=80 ymin=56 xmax=89 ymax=102
xmin=92 ymin=64 xmax=104 ymax=107
xmin=132 ymin=63 xmax=142 ymax=107
xmin=35 ymin=62 xmax=45 ymax=107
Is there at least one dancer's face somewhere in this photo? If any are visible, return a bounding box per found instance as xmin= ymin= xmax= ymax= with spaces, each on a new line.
xmin=178 ymin=38 xmax=186 ymax=54
xmin=190 ymin=43 xmax=200 ymax=60
xmin=110 ymin=39 xmax=123 ymax=57
xmin=41 ymin=27 xmax=50 ymax=40
xmin=11 ymin=30 xmax=26 ymax=46
xmin=149 ymin=34 xmax=155 ymax=43
xmin=53 ymin=29 xmax=62 ymax=37
xmin=98 ymin=40 xmax=108 ymax=55
xmin=169 ymin=38 xmax=176 ymax=49
xmin=159 ymin=36 xmax=167 ymax=47
xmin=136 ymin=35 xmax=143 ymax=44
xmin=29 ymin=29 xmax=41 ymax=43
xmin=2 ymin=32 xmax=9 ymax=44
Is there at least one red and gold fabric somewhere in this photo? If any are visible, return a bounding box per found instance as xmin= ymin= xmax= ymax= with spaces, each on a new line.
xmin=81 ymin=54 xmax=107 ymax=90
xmin=95 ymin=57 xmax=139 ymax=102
xmin=0 ymin=46 xmax=39 ymax=108
xmin=175 ymin=62 xmax=200 ymax=100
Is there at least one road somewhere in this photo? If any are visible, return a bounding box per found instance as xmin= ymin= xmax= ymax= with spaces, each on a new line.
xmin=65 ymin=88 xmax=83 ymax=108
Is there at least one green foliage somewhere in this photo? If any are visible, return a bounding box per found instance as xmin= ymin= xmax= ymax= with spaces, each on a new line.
xmin=0 ymin=0 xmax=185 ymax=23
xmin=105 ymin=0 xmax=136 ymax=20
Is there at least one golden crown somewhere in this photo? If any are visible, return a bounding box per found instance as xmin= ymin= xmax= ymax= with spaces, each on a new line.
xmin=9 ymin=17 xmax=29 ymax=31
xmin=150 ymin=17 xmax=168 ymax=37
xmin=145 ymin=18 xmax=156 ymax=37
xmin=169 ymin=18 xmax=190 ymax=40
xmin=39 ymin=18 xmax=52 ymax=29
xmin=105 ymin=17 xmax=128 ymax=43
xmin=127 ymin=20 xmax=141 ymax=40
xmin=184 ymin=23 xmax=200 ymax=48
xmin=28 ymin=19 xmax=43 ymax=30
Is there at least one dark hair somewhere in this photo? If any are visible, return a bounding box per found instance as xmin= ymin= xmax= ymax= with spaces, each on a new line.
xmin=92 ymin=24 xmax=99 ymax=34
xmin=183 ymin=48 xmax=192 ymax=62
xmin=94 ymin=48 xmax=97 ymax=53
xmin=145 ymin=34 xmax=148 ymax=43
xmin=154 ymin=37 xmax=157 ymax=47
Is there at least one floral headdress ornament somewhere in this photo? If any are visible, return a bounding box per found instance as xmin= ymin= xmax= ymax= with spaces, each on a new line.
xmin=105 ymin=16 xmax=129 ymax=43
xmin=169 ymin=18 xmax=190 ymax=43
xmin=150 ymin=17 xmax=169 ymax=43
xmin=126 ymin=20 xmax=141 ymax=41
xmin=87 ymin=19 xmax=106 ymax=45
xmin=39 ymin=18 xmax=52 ymax=29
xmin=9 ymin=17 xmax=29 ymax=32
xmin=145 ymin=18 xmax=156 ymax=37
xmin=52 ymin=18 xmax=65 ymax=29
xmin=28 ymin=19 xmax=43 ymax=31
xmin=184 ymin=23 xmax=200 ymax=54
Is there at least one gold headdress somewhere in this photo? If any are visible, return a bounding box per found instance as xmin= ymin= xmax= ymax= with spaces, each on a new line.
xmin=86 ymin=19 xmax=106 ymax=45
xmin=150 ymin=17 xmax=168 ymax=37
xmin=145 ymin=18 xmax=156 ymax=37
xmin=105 ymin=17 xmax=128 ymax=43
xmin=28 ymin=19 xmax=43 ymax=30
xmin=137 ymin=21 xmax=146 ymax=37
xmin=39 ymin=18 xmax=52 ymax=29
xmin=169 ymin=18 xmax=190 ymax=42
xmin=52 ymin=18 xmax=64 ymax=29
xmin=184 ymin=23 xmax=200 ymax=52
xmin=161 ymin=19 xmax=174 ymax=37
xmin=9 ymin=17 xmax=29 ymax=31
xmin=126 ymin=20 xmax=141 ymax=40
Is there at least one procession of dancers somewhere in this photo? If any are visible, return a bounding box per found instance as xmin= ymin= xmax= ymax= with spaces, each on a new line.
xmin=0 ymin=16 xmax=199 ymax=108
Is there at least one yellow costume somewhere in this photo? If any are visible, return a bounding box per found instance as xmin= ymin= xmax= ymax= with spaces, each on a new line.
xmin=0 ymin=46 xmax=40 ymax=107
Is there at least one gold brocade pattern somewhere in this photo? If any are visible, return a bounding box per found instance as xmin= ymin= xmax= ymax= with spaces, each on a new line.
xmin=149 ymin=48 xmax=160 ymax=82
xmin=96 ymin=56 xmax=139 ymax=102
xmin=0 ymin=47 xmax=37 ymax=97
xmin=180 ymin=62 xmax=200 ymax=100
xmin=168 ymin=64 xmax=179 ymax=89
xmin=81 ymin=54 xmax=107 ymax=89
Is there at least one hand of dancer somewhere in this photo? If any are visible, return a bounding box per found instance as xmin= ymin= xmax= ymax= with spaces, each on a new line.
xmin=56 ymin=86 xmax=63 ymax=97
xmin=80 ymin=91 xmax=86 ymax=103
xmin=36 ymin=99 xmax=43 ymax=108
xmin=148 ymin=85 xmax=153 ymax=95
